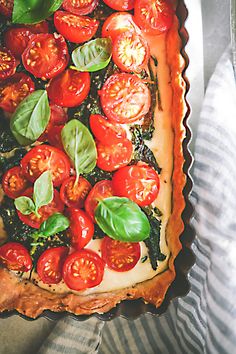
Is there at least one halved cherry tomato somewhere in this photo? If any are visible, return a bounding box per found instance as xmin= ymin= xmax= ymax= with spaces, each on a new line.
xmin=112 ymin=162 xmax=160 ymax=206
xmin=47 ymin=125 xmax=64 ymax=150
xmin=0 ymin=242 xmax=32 ymax=272
xmin=62 ymin=0 xmax=98 ymax=15
xmin=37 ymin=246 xmax=69 ymax=284
xmin=47 ymin=69 xmax=90 ymax=107
xmin=112 ymin=31 xmax=150 ymax=73
xmin=4 ymin=27 xmax=32 ymax=59
xmin=22 ymin=33 xmax=69 ymax=80
xmin=54 ymin=11 xmax=99 ymax=44
xmin=21 ymin=145 xmax=71 ymax=187
xmin=85 ymin=180 xmax=114 ymax=222
xmin=62 ymin=249 xmax=104 ymax=291
xmin=17 ymin=188 xmax=64 ymax=229
xmin=2 ymin=166 xmax=31 ymax=199
xmin=26 ymin=21 xmax=49 ymax=34
xmin=60 ymin=176 xmax=92 ymax=209
xmin=96 ymin=138 xmax=133 ymax=172
xmin=0 ymin=0 xmax=13 ymax=17
xmin=67 ymin=208 xmax=94 ymax=249
xmin=38 ymin=104 xmax=68 ymax=142
xmin=103 ymin=0 xmax=134 ymax=11
xmin=101 ymin=236 xmax=141 ymax=272
xmin=0 ymin=73 xmax=35 ymax=113
xmin=99 ymin=73 xmax=151 ymax=124
xmin=0 ymin=47 xmax=16 ymax=80
xmin=134 ymin=0 xmax=174 ymax=35
xmin=102 ymin=12 xmax=140 ymax=42
xmin=90 ymin=114 xmax=127 ymax=145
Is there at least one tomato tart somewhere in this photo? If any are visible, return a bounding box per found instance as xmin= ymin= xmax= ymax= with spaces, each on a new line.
xmin=0 ymin=0 xmax=190 ymax=319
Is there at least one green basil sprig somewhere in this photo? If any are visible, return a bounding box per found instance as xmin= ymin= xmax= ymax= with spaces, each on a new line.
xmin=13 ymin=0 xmax=63 ymax=24
xmin=95 ymin=197 xmax=151 ymax=242
xmin=10 ymin=90 xmax=50 ymax=146
xmin=15 ymin=171 xmax=53 ymax=218
xmin=61 ymin=119 xmax=97 ymax=182
xmin=71 ymin=38 xmax=112 ymax=72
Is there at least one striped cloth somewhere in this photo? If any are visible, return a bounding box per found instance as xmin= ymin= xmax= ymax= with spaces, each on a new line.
xmin=38 ymin=46 xmax=236 ymax=354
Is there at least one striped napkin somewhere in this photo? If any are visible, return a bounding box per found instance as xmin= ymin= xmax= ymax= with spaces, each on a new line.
xmin=38 ymin=46 xmax=236 ymax=354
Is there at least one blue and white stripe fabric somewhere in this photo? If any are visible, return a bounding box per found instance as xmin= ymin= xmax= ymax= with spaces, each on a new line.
xmin=38 ymin=46 xmax=236 ymax=354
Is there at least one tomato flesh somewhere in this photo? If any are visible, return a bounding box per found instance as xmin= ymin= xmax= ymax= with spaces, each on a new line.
xmin=26 ymin=21 xmax=49 ymax=34
xmin=99 ymin=73 xmax=151 ymax=124
xmin=102 ymin=12 xmax=140 ymax=42
xmin=62 ymin=0 xmax=98 ymax=15
xmin=90 ymin=114 xmax=127 ymax=145
xmin=38 ymin=104 xmax=68 ymax=142
xmin=103 ymin=0 xmax=134 ymax=11
xmin=37 ymin=247 xmax=69 ymax=284
xmin=112 ymin=162 xmax=160 ymax=206
xmin=47 ymin=69 xmax=90 ymax=108
xmin=0 ymin=0 xmax=13 ymax=17
xmin=0 ymin=242 xmax=32 ymax=272
xmin=47 ymin=125 xmax=64 ymax=150
xmin=54 ymin=11 xmax=99 ymax=44
xmin=22 ymin=33 xmax=69 ymax=80
xmin=60 ymin=176 xmax=92 ymax=209
xmin=101 ymin=236 xmax=141 ymax=272
xmin=85 ymin=180 xmax=114 ymax=222
xmin=67 ymin=208 xmax=94 ymax=249
xmin=62 ymin=249 xmax=104 ymax=291
xmin=21 ymin=145 xmax=71 ymax=187
xmin=2 ymin=166 xmax=31 ymax=199
xmin=4 ymin=27 xmax=32 ymax=59
xmin=0 ymin=47 xmax=16 ymax=80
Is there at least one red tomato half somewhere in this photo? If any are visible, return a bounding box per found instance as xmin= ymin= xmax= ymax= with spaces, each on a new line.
xmin=60 ymin=176 xmax=92 ymax=209
xmin=85 ymin=180 xmax=114 ymax=222
xmin=103 ymin=0 xmax=134 ymax=11
xmin=17 ymin=188 xmax=64 ymax=229
xmin=62 ymin=249 xmax=104 ymax=291
xmin=112 ymin=31 xmax=150 ymax=73
xmin=47 ymin=69 xmax=90 ymax=107
xmin=96 ymin=138 xmax=133 ymax=172
xmin=0 ymin=47 xmax=16 ymax=80
xmin=67 ymin=208 xmax=94 ymax=249
xmin=26 ymin=21 xmax=49 ymax=34
xmin=0 ymin=242 xmax=32 ymax=272
xmin=47 ymin=125 xmax=64 ymax=150
xmin=101 ymin=236 xmax=141 ymax=272
xmin=39 ymin=104 xmax=68 ymax=142
xmin=4 ymin=27 xmax=32 ymax=59
xmin=112 ymin=162 xmax=160 ymax=206
xmin=21 ymin=145 xmax=71 ymax=187
xmin=37 ymin=247 xmax=69 ymax=284
xmin=102 ymin=12 xmax=140 ymax=42
xmin=62 ymin=0 xmax=98 ymax=15
xmin=90 ymin=114 xmax=127 ymax=145
xmin=0 ymin=73 xmax=35 ymax=113
xmin=99 ymin=73 xmax=151 ymax=124
xmin=0 ymin=0 xmax=13 ymax=17
xmin=2 ymin=166 xmax=31 ymax=199
xmin=134 ymin=0 xmax=174 ymax=35
xmin=54 ymin=11 xmax=99 ymax=44
xmin=22 ymin=33 xmax=69 ymax=80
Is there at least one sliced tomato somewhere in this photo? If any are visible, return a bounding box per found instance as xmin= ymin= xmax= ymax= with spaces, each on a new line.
xmin=37 ymin=246 xmax=69 ymax=284
xmin=112 ymin=162 xmax=160 ymax=206
xmin=47 ymin=125 xmax=64 ymax=150
xmin=102 ymin=12 xmax=140 ymax=42
xmin=21 ymin=145 xmax=71 ymax=187
xmin=90 ymin=114 xmax=127 ymax=145
xmin=4 ymin=27 xmax=32 ymax=59
xmin=67 ymin=208 xmax=94 ymax=249
xmin=0 ymin=242 xmax=32 ymax=272
xmin=2 ymin=166 xmax=31 ymax=199
xmin=47 ymin=69 xmax=90 ymax=107
xmin=62 ymin=249 xmax=104 ymax=291
xmin=22 ymin=33 xmax=69 ymax=80
xmin=17 ymin=188 xmax=64 ymax=229
xmin=62 ymin=0 xmax=98 ymax=15
xmin=0 ymin=47 xmax=16 ymax=80
xmin=0 ymin=0 xmax=13 ymax=17
xmin=0 ymin=73 xmax=35 ymax=113
xmin=96 ymin=138 xmax=133 ymax=172
xmin=134 ymin=0 xmax=174 ymax=35
xmin=26 ymin=21 xmax=49 ymax=34
xmin=60 ymin=176 xmax=92 ymax=209
xmin=103 ymin=0 xmax=134 ymax=11
xmin=39 ymin=104 xmax=68 ymax=142
xmin=101 ymin=236 xmax=141 ymax=272
xmin=85 ymin=180 xmax=114 ymax=222
xmin=54 ymin=11 xmax=99 ymax=43
xmin=99 ymin=73 xmax=151 ymax=124
xmin=113 ymin=31 xmax=150 ymax=73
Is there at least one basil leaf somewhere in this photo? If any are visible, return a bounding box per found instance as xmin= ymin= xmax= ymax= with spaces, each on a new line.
xmin=72 ymin=38 xmax=112 ymax=72
xmin=14 ymin=196 xmax=35 ymax=215
xmin=33 ymin=171 xmax=53 ymax=215
xmin=13 ymin=0 xmax=63 ymax=24
xmin=39 ymin=213 xmax=70 ymax=238
xmin=95 ymin=197 xmax=150 ymax=242
xmin=10 ymin=90 xmax=50 ymax=146
xmin=61 ymin=119 xmax=97 ymax=179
